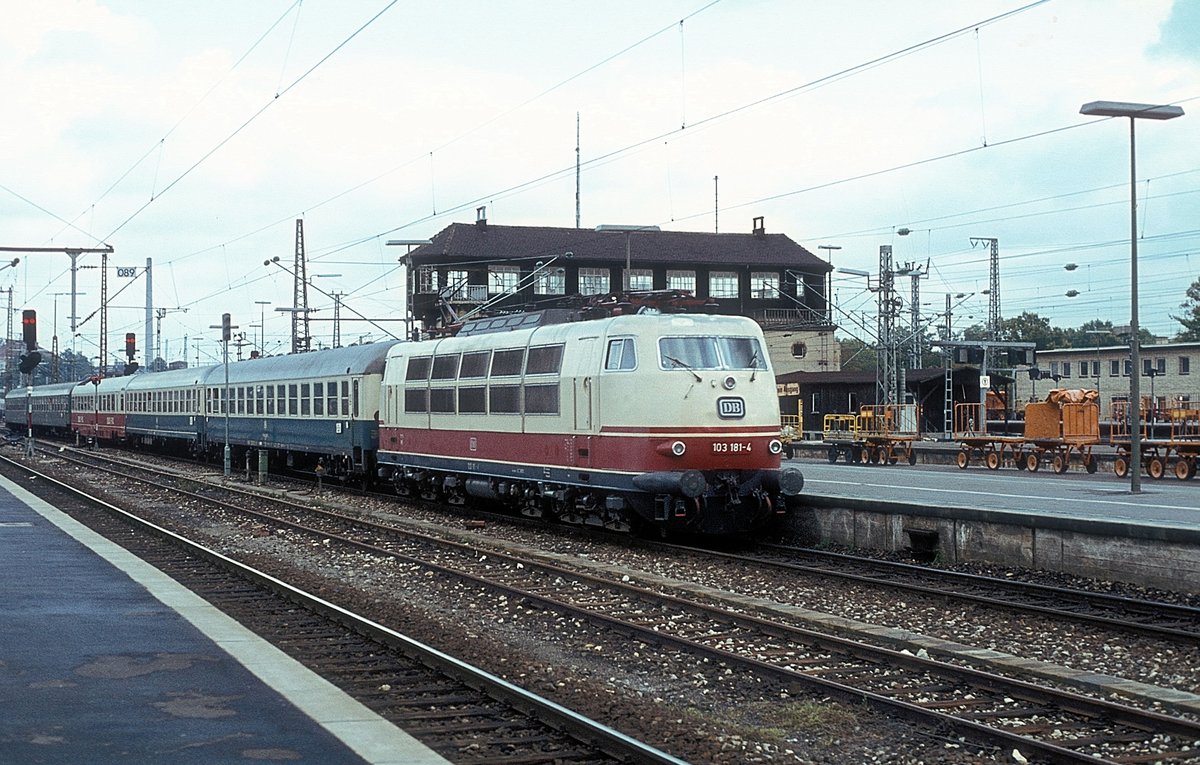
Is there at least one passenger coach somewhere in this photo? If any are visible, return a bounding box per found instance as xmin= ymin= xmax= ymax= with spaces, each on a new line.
xmin=203 ymin=341 xmax=397 ymax=479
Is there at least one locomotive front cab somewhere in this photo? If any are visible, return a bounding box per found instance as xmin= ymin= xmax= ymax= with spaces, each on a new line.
xmin=598 ymin=315 xmax=803 ymax=534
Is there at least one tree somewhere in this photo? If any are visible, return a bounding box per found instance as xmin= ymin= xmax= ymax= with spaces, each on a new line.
xmin=1172 ymin=277 xmax=1200 ymax=342
xmin=962 ymin=312 xmax=1064 ymax=349
xmin=838 ymin=336 xmax=877 ymax=373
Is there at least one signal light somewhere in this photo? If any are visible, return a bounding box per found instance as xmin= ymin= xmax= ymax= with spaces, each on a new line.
xmin=21 ymin=310 xmax=36 ymax=351
xmin=221 ymin=313 xmax=232 ymax=341
xmin=125 ymin=332 xmax=136 ymax=359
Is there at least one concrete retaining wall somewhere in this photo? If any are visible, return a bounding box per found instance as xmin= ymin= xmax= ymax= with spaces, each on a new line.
xmin=790 ymin=497 xmax=1200 ymax=594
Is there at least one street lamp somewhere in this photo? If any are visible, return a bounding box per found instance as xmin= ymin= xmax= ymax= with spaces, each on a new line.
xmin=254 ymin=301 xmax=271 ymax=355
xmin=1079 ymin=99 xmax=1184 ymax=493
xmin=596 ymin=224 xmax=660 ymax=292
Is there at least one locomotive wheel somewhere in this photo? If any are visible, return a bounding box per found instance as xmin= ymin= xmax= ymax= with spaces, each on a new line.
xmin=1025 ymin=453 xmax=1040 ymax=472
xmin=956 ymin=450 xmax=969 ymax=469
xmin=1052 ymin=453 xmax=1068 ymax=474
xmin=1084 ymin=455 xmax=1098 ymax=474
xmin=1174 ymin=458 xmax=1193 ymax=481
xmin=1114 ymin=456 xmax=1129 ymax=478
xmin=1147 ymin=457 xmax=1165 ymax=480
xmin=827 ymin=446 xmax=839 ymax=463
xmin=985 ymin=451 xmax=1001 ymax=470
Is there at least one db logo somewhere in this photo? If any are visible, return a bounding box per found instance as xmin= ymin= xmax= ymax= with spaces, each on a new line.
xmin=717 ymin=397 xmax=745 ymax=419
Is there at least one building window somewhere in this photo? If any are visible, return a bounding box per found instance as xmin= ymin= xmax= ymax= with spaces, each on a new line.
xmin=535 ymin=267 xmax=565 ymax=295
xmin=444 ymin=270 xmax=471 ymax=299
xmin=1109 ymin=359 xmax=1120 ymax=377
xmin=1049 ymin=361 xmax=1059 ymax=377
xmin=751 ymin=272 xmax=780 ymax=299
xmin=1124 ymin=359 xmax=1132 ymax=376
xmin=488 ymin=265 xmax=520 ymax=295
xmin=1181 ymin=356 xmax=1191 ymax=375
xmin=1078 ymin=361 xmax=1088 ymax=377
xmin=1061 ymin=362 xmax=1070 ymax=378
xmin=709 ymin=271 xmax=739 ymax=298
xmin=1155 ymin=357 xmax=1166 ymax=374
xmin=623 ymin=268 xmax=653 ymax=290
xmin=579 ymin=267 xmax=609 ymax=295
xmin=791 ymin=342 xmax=807 ymax=359
xmin=667 ymin=269 xmax=695 ymax=292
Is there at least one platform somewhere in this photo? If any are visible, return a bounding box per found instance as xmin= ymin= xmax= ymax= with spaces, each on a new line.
xmin=787 ymin=456 xmax=1200 ymax=593
xmin=0 ymin=473 xmax=449 ymax=765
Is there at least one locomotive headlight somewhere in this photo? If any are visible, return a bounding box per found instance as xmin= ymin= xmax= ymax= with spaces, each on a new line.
xmin=655 ymin=440 xmax=688 ymax=457
xmin=768 ymin=439 xmax=783 ymax=455
xmin=722 ymin=375 xmax=737 ymax=390
xmin=671 ymin=440 xmax=687 ymax=456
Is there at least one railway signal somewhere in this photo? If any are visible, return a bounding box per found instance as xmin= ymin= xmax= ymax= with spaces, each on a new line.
xmin=19 ymin=310 xmax=41 ymax=374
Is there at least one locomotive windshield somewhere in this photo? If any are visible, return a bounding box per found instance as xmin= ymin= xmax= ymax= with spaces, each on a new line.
xmin=658 ymin=336 xmax=765 ymax=371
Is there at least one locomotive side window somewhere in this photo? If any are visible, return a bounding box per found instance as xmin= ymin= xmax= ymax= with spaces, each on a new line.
xmin=526 ymin=344 xmax=564 ymax=375
xmin=489 ymin=384 xmax=521 ymax=413
xmin=604 ymin=338 xmax=636 ymax=370
xmin=406 ymin=356 xmax=431 ymax=381
xmin=459 ymin=386 xmax=486 ymax=414
xmin=404 ymin=388 xmax=428 ymax=413
xmin=460 ymin=351 xmax=490 ymax=378
xmin=491 ymin=349 xmax=525 ymax=377
xmin=431 ymin=354 xmax=460 ymax=380
xmin=524 ymin=384 xmax=559 ymax=414
xmin=430 ymin=388 xmax=455 ymax=413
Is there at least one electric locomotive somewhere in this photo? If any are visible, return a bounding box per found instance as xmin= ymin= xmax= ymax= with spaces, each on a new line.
xmin=377 ymin=310 xmax=803 ymax=535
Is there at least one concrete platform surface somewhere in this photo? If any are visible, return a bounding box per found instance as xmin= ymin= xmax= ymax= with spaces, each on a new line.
xmin=0 ymin=473 xmax=449 ymax=765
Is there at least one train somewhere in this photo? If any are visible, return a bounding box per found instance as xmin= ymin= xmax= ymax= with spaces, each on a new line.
xmin=5 ymin=309 xmax=804 ymax=535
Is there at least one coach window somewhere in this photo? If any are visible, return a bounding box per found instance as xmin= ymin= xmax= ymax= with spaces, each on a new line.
xmin=266 ymin=388 xmax=275 ymax=415
xmin=491 ymin=348 xmax=525 ymax=377
xmin=432 ymin=354 xmax=460 ymax=380
xmin=604 ymin=338 xmax=636 ymax=371
xmin=275 ymin=384 xmax=285 ymax=415
xmin=326 ymin=383 xmax=338 ymax=416
xmin=256 ymin=386 xmax=265 ymax=415
xmin=526 ymin=344 xmax=564 ymax=375
xmin=352 ymin=379 xmax=360 ymax=418
xmin=314 ymin=382 xmax=324 ymax=416
xmin=287 ymin=384 xmax=297 ymax=415
xmin=341 ymin=381 xmax=350 ymax=416
xmin=460 ymin=351 xmax=490 ymax=378
xmin=300 ymin=383 xmax=311 ymax=416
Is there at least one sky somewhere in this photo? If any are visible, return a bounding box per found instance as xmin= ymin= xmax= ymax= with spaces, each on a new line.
xmin=1 ymin=0 xmax=1198 ymax=367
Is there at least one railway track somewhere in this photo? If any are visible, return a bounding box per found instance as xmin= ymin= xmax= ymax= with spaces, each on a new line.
xmin=1 ymin=452 xmax=686 ymax=765
xmin=31 ymin=445 xmax=1200 ymax=764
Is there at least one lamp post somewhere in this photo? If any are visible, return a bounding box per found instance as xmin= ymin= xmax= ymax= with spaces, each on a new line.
xmin=1084 ymin=329 xmax=1108 ymax=404
xmin=595 ymin=224 xmax=661 ymax=292
xmin=1079 ymin=100 xmax=1184 ymax=493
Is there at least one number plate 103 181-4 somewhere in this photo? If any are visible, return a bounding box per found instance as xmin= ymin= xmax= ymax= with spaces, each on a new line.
xmin=711 ymin=441 xmax=752 ymax=454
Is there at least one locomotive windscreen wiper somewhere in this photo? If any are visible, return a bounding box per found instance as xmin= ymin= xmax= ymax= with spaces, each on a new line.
xmin=664 ymin=354 xmax=703 ymax=382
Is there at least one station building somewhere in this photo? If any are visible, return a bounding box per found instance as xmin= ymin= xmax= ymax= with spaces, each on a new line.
xmin=401 ymin=211 xmax=838 ymax=375
xmin=1016 ymin=340 xmax=1200 ymax=418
